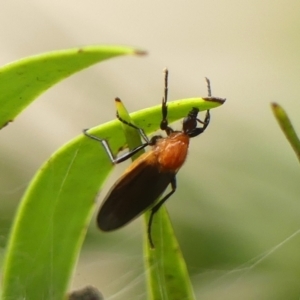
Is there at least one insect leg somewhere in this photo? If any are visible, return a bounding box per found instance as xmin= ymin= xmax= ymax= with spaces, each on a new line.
xmin=148 ymin=176 xmax=177 ymax=248
xmin=197 ymin=109 xmax=210 ymax=128
xmin=188 ymin=110 xmax=211 ymax=138
xmin=83 ymin=129 xmax=149 ymax=164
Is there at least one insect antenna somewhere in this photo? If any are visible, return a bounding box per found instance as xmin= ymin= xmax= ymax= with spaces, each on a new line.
xmin=160 ymin=68 xmax=173 ymax=135
xmin=199 ymin=77 xmax=212 ymax=129
xmin=205 ymin=77 xmax=212 ymax=97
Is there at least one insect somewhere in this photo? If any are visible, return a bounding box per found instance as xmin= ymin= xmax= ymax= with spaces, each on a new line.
xmin=84 ymin=69 xmax=224 ymax=248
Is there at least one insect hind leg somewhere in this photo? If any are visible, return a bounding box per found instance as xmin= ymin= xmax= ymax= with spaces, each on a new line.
xmin=148 ymin=176 xmax=177 ymax=248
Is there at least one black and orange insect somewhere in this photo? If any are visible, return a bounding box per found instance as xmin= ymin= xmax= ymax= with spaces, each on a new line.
xmin=84 ymin=70 xmax=224 ymax=248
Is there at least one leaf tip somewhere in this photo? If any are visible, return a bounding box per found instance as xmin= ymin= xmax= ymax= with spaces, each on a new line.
xmin=271 ymin=102 xmax=280 ymax=110
xmin=134 ymin=49 xmax=147 ymax=56
xmin=271 ymin=102 xmax=285 ymax=117
xmin=0 ymin=119 xmax=13 ymax=129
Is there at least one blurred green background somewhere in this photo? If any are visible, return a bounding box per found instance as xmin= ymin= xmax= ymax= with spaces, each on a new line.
xmin=0 ymin=0 xmax=300 ymax=299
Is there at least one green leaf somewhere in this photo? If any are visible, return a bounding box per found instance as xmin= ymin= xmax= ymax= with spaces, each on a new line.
xmin=0 ymin=45 xmax=145 ymax=129
xmin=2 ymin=96 xmax=224 ymax=300
xmin=144 ymin=208 xmax=196 ymax=300
xmin=116 ymin=97 xmax=225 ymax=300
xmin=271 ymin=102 xmax=300 ymax=162
xmin=0 ymin=44 xmax=144 ymax=300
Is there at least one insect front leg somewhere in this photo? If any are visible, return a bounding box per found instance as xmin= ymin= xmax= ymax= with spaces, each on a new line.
xmin=198 ymin=109 xmax=211 ymax=130
xmin=147 ymin=176 xmax=177 ymax=248
xmin=188 ymin=110 xmax=211 ymax=138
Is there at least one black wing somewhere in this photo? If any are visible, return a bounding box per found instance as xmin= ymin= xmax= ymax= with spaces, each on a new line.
xmin=97 ymin=158 xmax=175 ymax=231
